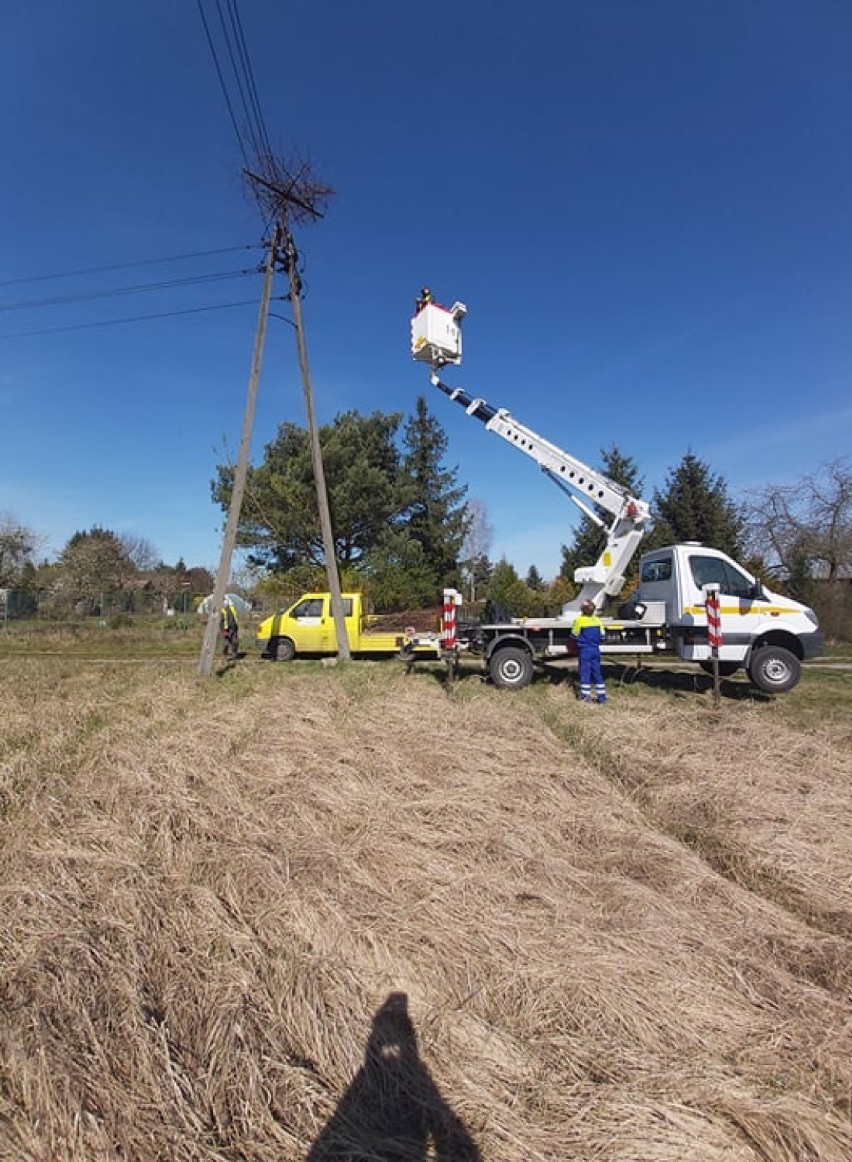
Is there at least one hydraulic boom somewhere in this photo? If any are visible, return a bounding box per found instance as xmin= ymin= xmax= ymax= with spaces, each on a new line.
xmin=411 ymin=298 xmax=649 ymax=611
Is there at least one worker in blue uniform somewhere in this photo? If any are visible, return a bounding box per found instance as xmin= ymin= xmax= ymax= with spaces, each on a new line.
xmin=571 ymin=599 xmax=607 ymax=703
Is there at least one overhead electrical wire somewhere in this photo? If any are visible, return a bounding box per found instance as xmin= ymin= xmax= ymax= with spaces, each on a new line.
xmin=2 ymin=4 xmax=279 ymax=341
xmin=0 ymin=299 xmax=266 ymax=341
xmin=196 ymin=0 xmax=274 ymax=177
xmin=0 ymin=243 xmax=258 ymax=290
xmin=0 ymin=268 xmax=256 ymax=313
xmin=195 ymin=0 xmax=251 ymax=168
xmin=196 ymin=0 xmax=276 ymax=229
xmin=222 ymin=0 xmax=273 ymax=160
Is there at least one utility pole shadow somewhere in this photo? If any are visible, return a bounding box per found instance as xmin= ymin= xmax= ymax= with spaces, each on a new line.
xmin=305 ymin=992 xmax=480 ymax=1161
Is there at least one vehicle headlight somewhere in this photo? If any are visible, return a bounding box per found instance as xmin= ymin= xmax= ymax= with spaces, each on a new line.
xmin=804 ymin=608 xmax=819 ymax=627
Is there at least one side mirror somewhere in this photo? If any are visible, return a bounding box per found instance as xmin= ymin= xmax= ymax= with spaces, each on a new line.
xmin=750 ymin=580 xmax=767 ymax=602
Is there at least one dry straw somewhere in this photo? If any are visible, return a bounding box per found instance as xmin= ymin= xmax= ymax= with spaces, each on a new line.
xmin=1 ymin=659 xmax=850 ymax=1159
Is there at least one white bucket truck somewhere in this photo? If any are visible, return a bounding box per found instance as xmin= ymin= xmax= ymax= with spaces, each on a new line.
xmin=410 ymin=297 xmax=823 ymax=693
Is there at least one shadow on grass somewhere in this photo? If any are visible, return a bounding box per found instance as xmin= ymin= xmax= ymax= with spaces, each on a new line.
xmin=543 ymin=662 xmax=773 ymax=702
xmin=214 ymin=649 xmax=247 ymax=676
xmin=306 ymin=992 xmax=480 ymax=1161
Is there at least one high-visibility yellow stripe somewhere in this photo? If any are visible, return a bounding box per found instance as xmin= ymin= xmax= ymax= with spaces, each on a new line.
xmin=683 ymin=605 xmax=800 ymax=617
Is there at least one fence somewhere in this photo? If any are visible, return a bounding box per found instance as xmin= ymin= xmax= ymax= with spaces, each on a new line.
xmin=0 ymin=586 xmax=207 ymax=625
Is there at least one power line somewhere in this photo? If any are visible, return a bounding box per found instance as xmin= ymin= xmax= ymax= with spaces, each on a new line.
xmin=196 ymin=0 xmax=251 ymax=168
xmin=215 ymin=0 xmax=263 ymax=161
xmin=196 ymin=0 xmax=275 ymax=228
xmin=0 ymin=298 xmax=268 ymax=341
xmin=0 ymin=244 xmax=257 ymax=290
xmin=225 ymin=0 xmax=273 ymax=159
xmin=0 ymin=268 xmax=256 ymax=314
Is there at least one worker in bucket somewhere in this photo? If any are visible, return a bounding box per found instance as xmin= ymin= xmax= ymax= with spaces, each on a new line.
xmin=571 ymin=599 xmax=607 ymax=704
xmin=414 ymin=286 xmax=433 ymax=313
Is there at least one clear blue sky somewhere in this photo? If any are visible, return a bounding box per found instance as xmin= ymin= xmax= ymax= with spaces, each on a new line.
xmin=2 ymin=1 xmax=850 ymax=581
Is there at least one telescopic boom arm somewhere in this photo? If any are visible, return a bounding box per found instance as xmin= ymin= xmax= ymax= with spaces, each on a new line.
xmin=411 ymin=299 xmax=649 ymax=611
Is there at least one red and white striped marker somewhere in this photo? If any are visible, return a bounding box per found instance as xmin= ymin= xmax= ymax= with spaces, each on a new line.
xmin=705 ymin=584 xmax=722 ymax=656
xmin=442 ymin=588 xmax=458 ymax=650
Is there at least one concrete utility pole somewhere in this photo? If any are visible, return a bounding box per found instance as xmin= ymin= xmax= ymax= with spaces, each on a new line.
xmin=245 ymin=161 xmax=350 ymax=662
xmin=280 ymin=231 xmax=350 ymax=661
xmin=198 ymin=227 xmax=280 ymax=677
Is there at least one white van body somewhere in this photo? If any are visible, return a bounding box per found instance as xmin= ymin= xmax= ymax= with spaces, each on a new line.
xmin=634 ymin=543 xmax=823 ymax=674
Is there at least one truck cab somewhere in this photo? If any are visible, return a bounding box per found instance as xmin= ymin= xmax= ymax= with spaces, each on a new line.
xmin=633 ymin=544 xmax=824 ymax=690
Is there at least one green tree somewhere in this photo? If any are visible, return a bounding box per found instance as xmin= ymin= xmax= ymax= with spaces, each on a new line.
xmin=357 ymin=529 xmax=437 ymax=611
xmin=213 ymin=411 xmax=405 ymax=571
xmin=650 ymin=452 xmax=744 ymax=558
xmin=486 ymin=557 xmax=530 ymax=618
xmin=560 ymin=445 xmax=644 ymax=583
xmin=400 ymin=396 xmax=468 ymax=587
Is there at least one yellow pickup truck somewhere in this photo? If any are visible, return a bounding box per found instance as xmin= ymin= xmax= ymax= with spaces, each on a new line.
xmin=255 ymin=592 xmax=442 ymax=662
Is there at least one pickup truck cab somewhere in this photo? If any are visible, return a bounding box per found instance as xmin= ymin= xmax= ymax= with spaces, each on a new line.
xmin=255 ymin=592 xmax=441 ymax=662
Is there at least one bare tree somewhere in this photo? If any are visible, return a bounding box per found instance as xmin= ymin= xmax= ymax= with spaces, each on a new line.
xmin=460 ymin=499 xmax=494 ymax=601
xmin=745 ymin=459 xmax=852 ymax=639
xmin=119 ymin=533 xmax=160 ymax=573
xmin=745 ymin=458 xmax=852 ymax=582
xmin=0 ymin=515 xmax=43 ymax=586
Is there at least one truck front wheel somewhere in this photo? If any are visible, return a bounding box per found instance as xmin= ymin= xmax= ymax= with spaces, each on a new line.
xmin=273 ymin=637 xmax=296 ymax=662
xmin=747 ymin=646 xmax=801 ymax=694
xmin=489 ymin=646 xmax=534 ymax=690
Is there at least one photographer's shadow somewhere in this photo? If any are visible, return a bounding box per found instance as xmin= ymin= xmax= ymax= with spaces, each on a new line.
xmin=306 ymin=992 xmax=480 ymax=1161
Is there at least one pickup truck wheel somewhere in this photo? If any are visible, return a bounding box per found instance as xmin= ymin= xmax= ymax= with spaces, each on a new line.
xmin=699 ymin=660 xmax=740 ymax=677
xmin=747 ymin=646 xmax=800 ymax=694
xmin=489 ymin=646 xmax=534 ymax=690
xmin=273 ymin=637 xmax=296 ymax=662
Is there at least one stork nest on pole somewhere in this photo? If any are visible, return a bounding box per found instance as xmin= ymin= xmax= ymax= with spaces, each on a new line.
xmin=244 ymin=153 xmax=334 ymax=226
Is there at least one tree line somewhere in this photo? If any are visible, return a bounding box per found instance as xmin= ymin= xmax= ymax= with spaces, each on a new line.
xmin=0 ymin=524 xmax=213 ymax=622
xmin=3 ymin=398 xmax=851 ymax=638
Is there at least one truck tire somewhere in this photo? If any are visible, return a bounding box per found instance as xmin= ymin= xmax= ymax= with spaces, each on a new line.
xmin=273 ymin=637 xmax=296 ymax=662
xmin=489 ymin=645 xmax=534 ymax=690
xmin=747 ymin=646 xmax=801 ymax=694
xmin=699 ymin=660 xmax=740 ymax=677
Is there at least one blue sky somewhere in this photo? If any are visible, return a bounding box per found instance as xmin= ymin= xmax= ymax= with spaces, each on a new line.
xmin=2 ymin=1 xmax=850 ymax=581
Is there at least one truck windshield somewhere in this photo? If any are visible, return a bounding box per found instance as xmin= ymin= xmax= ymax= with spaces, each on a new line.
xmin=688 ymin=555 xmax=754 ymax=599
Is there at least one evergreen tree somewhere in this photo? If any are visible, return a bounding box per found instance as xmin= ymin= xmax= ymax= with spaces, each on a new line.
xmin=400 ymin=396 xmax=468 ymax=586
xmin=486 ymin=557 xmax=530 ymax=618
xmin=650 ymin=452 xmax=745 ymax=558
xmin=213 ymin=411 xmax=405 ymax=571
xmin=525 ymin=564 xmax=546 ymax=591
xmin=357 ymin=529 xmax=437 ymax=611
xmin=560 ymin=445 xmax=644 ymax=581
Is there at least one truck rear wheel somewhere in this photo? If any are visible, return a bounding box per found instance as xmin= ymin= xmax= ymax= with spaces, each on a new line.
xmin=274 ymin=637 xmax=296 ymax=662
xmin=747 ymin=646 xmax=801 ymax=694
xmin=489 ymin=645 xmax=534 ymax=690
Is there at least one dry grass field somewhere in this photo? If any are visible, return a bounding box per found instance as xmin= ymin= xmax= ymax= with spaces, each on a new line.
xmin=1 ymin=653 xmax=850 ymax=1161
